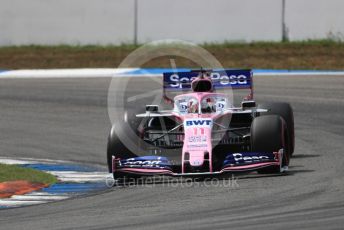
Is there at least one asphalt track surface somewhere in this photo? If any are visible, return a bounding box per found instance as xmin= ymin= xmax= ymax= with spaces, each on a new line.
xmin=0 ymin=75 xmax=344 ymax=229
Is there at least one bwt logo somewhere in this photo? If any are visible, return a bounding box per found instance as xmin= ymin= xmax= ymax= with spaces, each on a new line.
xmin=168 ymin=72 xmax=248 ymax=88
xmin=185 ymin=119 xmax=212 ymax=126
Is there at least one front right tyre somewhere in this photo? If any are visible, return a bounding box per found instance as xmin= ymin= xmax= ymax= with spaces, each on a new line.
xmin=251 ymin=115 xmax=289 ymax=174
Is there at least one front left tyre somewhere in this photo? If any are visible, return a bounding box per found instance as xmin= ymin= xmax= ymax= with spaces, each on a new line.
xmin=107 ymin=125 xmax=137 ymax=173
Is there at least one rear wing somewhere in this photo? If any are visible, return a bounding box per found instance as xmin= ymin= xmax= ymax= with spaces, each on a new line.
xmin=163 ymin=69 xmax=253 ymax=103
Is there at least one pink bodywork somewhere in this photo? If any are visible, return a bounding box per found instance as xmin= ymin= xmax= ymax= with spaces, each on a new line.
xmin=172 ymin=92 xmax=230 ymax=173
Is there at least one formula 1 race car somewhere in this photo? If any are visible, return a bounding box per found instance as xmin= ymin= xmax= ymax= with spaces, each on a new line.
xmin=107 ymin=69 xmax=294 ymax=180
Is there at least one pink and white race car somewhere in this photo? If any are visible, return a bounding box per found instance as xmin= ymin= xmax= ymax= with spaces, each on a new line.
xmin=107 ymin=69 xmax=294 ymax=180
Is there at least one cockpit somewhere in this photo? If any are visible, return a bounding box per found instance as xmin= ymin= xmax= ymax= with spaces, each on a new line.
xmin=173 ymin=95 xmax=228 ymax=114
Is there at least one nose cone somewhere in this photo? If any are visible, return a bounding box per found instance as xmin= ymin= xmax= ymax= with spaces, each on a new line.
xmin=188 ymin=151 xmax=205 ymax=166
xmin=182 ymin=118 xmax=213 ymax=173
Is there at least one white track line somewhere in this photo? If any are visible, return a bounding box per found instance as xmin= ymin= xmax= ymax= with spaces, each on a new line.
xmin=11 ymin=194 xmax=69 ymax=201
xmin=0 ymin=192 xmax=70 ymax=207
xmin=0 ymin=200 xmax=47 ymax=207
xmin=48 ymin=171 xmax=107 ymax=182
xmin=47 ymin=171 xmax=107 ymax=175
xmin=56 ymin=178 xmax=106 ymax=183
xmin=0 ymin=68 xmax=139 ymax=79
xmin=0 ymin=158 xmax=39 ymax=165
xmin=254 ymin=71 xmax=344 ymax=76
xmin=0 ymin=68 xmax=343 ymax=79
xmin=0 ymin=156 xmax=70 ymax=165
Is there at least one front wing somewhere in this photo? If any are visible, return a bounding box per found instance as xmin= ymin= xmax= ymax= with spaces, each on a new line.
xmin=112 ymin=149 xmax=284 ymax=176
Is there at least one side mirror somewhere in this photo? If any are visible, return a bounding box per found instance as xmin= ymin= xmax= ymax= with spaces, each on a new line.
xmin=146 ymin=105 xmax=159 ymax=112
xmin=241 ymin=101 xmax=256 ymax=109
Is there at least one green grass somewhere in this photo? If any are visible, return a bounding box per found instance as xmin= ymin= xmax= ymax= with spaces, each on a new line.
xmin=0 ymin=40 xmax=344 ymax=70
xmin=0 ymin=163 xmax=58 ymax=185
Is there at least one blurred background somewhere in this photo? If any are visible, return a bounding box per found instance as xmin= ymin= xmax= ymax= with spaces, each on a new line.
xmin=1 ymin=0 xmax=344 ymax=45
xmin=0 ymin=0 xmax=343 ymax=69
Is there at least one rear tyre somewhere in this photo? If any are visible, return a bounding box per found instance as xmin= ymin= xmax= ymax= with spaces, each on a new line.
xmin=258 ymin=102 xmax=295 ymax=156
xmin=251 ymin=115 xmax=289 ymax=174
